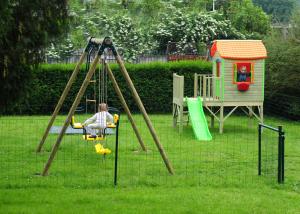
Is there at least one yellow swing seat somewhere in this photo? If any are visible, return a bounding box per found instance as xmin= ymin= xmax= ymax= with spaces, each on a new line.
xmin=82 ymin=134 xmax=105 ymax=141
xmin=71 ymin=116 xmax=83 ymax=129
xmin=106 ymin=114 xmax=119 ymax=128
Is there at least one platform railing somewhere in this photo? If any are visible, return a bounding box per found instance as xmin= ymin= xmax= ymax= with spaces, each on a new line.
xmin=194 ymin=74 xmax=221 ymax=101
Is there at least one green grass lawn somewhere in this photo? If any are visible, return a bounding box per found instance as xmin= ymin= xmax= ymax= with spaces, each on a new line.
xmin=0 ymin=114 xmax=299 ymax=213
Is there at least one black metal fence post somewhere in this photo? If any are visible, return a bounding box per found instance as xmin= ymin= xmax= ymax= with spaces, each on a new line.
xmin=258 ymin=124 xmax=262 ymax=176
xmin=114 ymin=116 xmax=120 ymax=186
xmin=278 ymin=126 xmax=285 ymax=184
xmin=282 ymin=132 xmax=285 ymax=182
xmin=277 ymin=126 xmax=282 ymax=183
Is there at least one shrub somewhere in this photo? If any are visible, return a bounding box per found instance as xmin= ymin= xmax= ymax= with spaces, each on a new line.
xmin=264 ymin=36 xmax=300 ymax=119
xmin=4 ymin=60 xmax=211 ymax=115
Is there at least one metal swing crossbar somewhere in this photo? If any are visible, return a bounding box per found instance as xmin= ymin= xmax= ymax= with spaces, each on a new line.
xmin=36 ymin=37 xmax=174 ymax=176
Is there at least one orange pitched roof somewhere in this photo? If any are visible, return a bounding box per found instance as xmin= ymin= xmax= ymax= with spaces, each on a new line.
xmin=211 ymin=40 xmax=267 ymax=60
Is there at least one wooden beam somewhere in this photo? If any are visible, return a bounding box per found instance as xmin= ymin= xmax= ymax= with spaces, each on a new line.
xmin=203 ymin=76 xmax=207 ymax=100
xmin=204 ymin=106 xmax=220 ymax=122
xmin=194 ymin=73 xmax=198 ymax=97
xmin=172 ymin=104 xmax=178 ymax=128
xmin=42 ymin=55 xmax=100 ymax=176
xmin=240 ymin=107 xmax=250 ymax=116
xmin=219 ymin=105 xmax=224 ymax=134
xmin=105 ymin=63 xmax=147 ymax=151
xmin=245 ymin=106 xmax=262 ymax=122
xmin=115 ymin=54 xmax=174 ymax=175
xmin=259 ymin=105 xmax=264 ymax=124
xmin=179 ymin=105 xmax=183 ymax=133
xmin=36 ymin=51 xmax=87 ymax=153
xmin=223 ymin=106 xmax=238 ymax=122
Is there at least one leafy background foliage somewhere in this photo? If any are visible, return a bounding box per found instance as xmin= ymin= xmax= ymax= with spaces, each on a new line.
xmin=1 ymin=0 xmax=300 ymax=117
xmin=46 ymin=0 xmax=271 ymax=61
xmin=0 ymin=0 xmax=68 ymax=107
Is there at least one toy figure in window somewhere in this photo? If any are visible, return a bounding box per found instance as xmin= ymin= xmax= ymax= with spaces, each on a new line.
xmin=237 ymin=66 xmax=249 ymax=82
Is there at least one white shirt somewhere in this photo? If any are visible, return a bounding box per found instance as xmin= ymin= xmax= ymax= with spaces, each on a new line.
xmin=84 ymin=111 xmax=113 ymax=127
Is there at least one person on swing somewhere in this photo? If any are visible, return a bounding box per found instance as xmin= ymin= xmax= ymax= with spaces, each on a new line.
xmin=83 ymin=103 xmax=113 ymax=138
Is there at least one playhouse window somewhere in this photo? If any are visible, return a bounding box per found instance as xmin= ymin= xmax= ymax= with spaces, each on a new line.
xmin=233 ymin=62 xmax=254 ymax=84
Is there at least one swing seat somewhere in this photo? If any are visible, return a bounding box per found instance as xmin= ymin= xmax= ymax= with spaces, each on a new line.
xmin=107 ymin=123 xmax=116 ymax=128
xmin=82 ymin=134 xmax=105 ymax=141
xmin=95 ymin=143 xmax=111 ymax=155
xmin=106 ymin=114 xmax=119 ymax=128
xmin=71 ymin=116 xmax=83 ymax=129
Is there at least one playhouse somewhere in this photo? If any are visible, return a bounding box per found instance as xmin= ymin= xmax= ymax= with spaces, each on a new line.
xmin=173 ymin=40 xmax=267 ymax=136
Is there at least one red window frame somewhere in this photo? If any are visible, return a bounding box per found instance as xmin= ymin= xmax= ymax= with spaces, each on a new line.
xmin=232 ymin=62 xmax=255 ymax=84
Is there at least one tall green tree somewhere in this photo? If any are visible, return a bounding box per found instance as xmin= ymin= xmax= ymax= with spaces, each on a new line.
xmin=0 ymin=0 xmax=68 ymax=109
xmin=253 ymin=0 xmax=296 ymax=23
xmin=152 ymin=9 xmax=245 ymax=52
xmin=228 ymin=0 xmax=270 ymax=38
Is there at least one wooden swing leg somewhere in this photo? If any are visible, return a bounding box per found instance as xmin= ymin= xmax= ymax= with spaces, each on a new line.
xmin=36 ymin=52 xmax=87 ymax=153
xmin=105 ymin=63 xmax=147 ymax=151
xmin=115 ymin=54 xmax=174 ymax=175
xmin=42 ymin=55 xmax=100 ymax=176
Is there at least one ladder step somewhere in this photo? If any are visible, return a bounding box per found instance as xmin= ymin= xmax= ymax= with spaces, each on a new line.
xmin=86 ymin=99 xmax=96 ymax=102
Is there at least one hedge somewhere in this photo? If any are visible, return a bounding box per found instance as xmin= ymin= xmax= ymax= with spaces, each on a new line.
xmin=4 ymin=60 xmax=212 ymax=114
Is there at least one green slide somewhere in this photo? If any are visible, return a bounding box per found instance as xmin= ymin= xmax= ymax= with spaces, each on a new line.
xmin=186 ymin=97 xmax=212 ymax=141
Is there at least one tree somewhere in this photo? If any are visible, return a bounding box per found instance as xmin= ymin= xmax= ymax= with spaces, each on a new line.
xmin=102 ymin=14 xmax=149 ymax=62
xmin=263 ymin=32 xmax=300 ymax=119
xmin=152 ymin=9 xmax=245 ymax=52
xmin=0 ymin=0 xmax=68 ymax=109
xmin=227 ymin=0 xmax=271 ymax=38
xmin=253 ymin=0 xmax=296 ymax=24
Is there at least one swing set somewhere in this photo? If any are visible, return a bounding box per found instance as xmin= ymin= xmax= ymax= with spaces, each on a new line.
xmin=69 ymin=45 xmax=120 ymax=153
xmin=36 ymin=37 xmax=174 ymax=177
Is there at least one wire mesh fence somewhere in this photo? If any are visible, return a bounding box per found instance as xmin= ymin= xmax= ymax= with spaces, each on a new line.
xmin=259 ymin=124 xmax=285 ymax=184
xmin=1 ymin=95 xmax=298 ymax=189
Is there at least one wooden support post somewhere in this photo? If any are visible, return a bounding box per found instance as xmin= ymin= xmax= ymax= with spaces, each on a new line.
xmin=36 ymin=52 xmax=87 ymax=153
xmin=115 ymin=54 xmax=174 ymax=175
xmin=172 ymin=104 xmax=177 ymax=128
xmin=203 ymin=76 xmax=207 ymax=101
xmin=260 ymin=105 xmax=264 ymax=124
xmin=205 ymin=106 xmax=220 ymax=122
xmin=42 ymin=55 xmax=100 ymax=176
xmin=210 ymin=107 xmax=215 ymax=128
xmin=223 ymin=106 xmax=239 ymax=122
xmin=105 ymin=63 xmax=147 ymax=151
xmin=208 ymin=77 xmax=211 ymax=98
xmin=249 ymin=106 xmax=253 ymax=118
xmin=219 ymin=105 xmax=224 ymax=134
xmin=194 ymin=73 xmax=198 ymax=98
xmin=246 ymin=106 xmax=262 ymax=122
xmin=179 ymin=105 xmax=183 ymax=133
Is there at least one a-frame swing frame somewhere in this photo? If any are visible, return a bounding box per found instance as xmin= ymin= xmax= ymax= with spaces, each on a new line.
xmin=37 ymin=38 xmax=146 ymax=152
xmin=37 ymin=37 xmax=174 ymax=176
